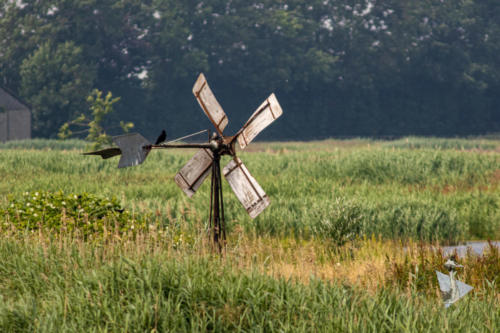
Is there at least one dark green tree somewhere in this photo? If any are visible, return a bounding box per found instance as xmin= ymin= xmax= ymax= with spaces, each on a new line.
xmin=59 ymin=89 xmax=133 ymax=150
xmin=20 ymin=41 xmax=95 ymax=137
xmin=1 ymin=0 xmax=499 ymax=139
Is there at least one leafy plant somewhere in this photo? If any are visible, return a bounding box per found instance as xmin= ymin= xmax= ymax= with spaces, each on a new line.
xmin=19 ymin=41 xmax=96 ymax=138
xmin=58 ymin=89 xmax=134 ymax=150
xmin=311 ymin=197 xmax=363 ymax=246
xmin=2 ymin=191 xmax=145 ymax=237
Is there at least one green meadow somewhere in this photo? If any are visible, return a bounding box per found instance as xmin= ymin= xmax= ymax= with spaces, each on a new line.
xmin=0 ymin=138 xmax=499 ymax=331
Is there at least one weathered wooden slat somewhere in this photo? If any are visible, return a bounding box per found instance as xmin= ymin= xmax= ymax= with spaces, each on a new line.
xmin=237 ymin=93 xmax=283 ymax=150
xmin=175 ymin=148 xmax=213 ymax=197
xmin=192 ymin=73 xmax=228 ymax=136
xmin=223 ymin=157 xmax=270 ymax=218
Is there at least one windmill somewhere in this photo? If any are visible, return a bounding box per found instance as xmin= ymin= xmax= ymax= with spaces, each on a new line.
xmin=84 ymin=73 xmax=283 ymax=248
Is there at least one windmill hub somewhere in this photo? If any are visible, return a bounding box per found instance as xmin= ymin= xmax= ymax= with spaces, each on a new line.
xmin=209 ymin=136 xmax=235 ymax=157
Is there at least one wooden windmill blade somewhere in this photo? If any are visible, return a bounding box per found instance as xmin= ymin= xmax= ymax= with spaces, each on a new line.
xmin=192 ymin=73 xmax=229 ymax=136
xmin=223 ymin=157 xmax=270 ymax=218
xmin=175 ymin=148 xmax=214 ymax=197
xmin=236 ymin=93 xmax=283 ymax=150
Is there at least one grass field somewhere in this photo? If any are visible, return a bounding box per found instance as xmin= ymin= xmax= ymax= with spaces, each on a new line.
xmin=0 ymin=138 xmax=499 ymax=331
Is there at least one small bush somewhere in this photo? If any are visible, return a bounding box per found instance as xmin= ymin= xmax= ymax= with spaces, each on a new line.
xmin=2 ymin=191 xmax=145 ymax=237
xmin=311 ymin=197 xmax=363 ymax=246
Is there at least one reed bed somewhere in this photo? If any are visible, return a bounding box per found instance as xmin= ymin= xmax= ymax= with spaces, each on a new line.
xmin=1 ymin=141 xmax=498 ymax=241
xmin=0 ymin=138 xmax=499 ymax=331
xmin=0 ymin=227 xmax=498 ymax=332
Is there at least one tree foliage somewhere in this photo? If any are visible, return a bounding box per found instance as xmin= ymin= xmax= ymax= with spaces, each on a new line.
xmin=19 ymin=41 xmax=95 ymax=137
xmin=1 ymin=0 xmax=499 ymax=139
xmin=59 ymin=89 xmax=133 ymax=150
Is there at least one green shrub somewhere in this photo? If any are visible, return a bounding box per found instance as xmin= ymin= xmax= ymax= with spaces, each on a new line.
xmin=311 ymin=197 xmax=363 ymax=246
xmin=2 ymin=191 xmax=145 ymax=237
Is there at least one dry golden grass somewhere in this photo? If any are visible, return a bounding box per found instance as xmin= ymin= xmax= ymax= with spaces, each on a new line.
xmin=223 ymin=234 xmax=393 ymax=290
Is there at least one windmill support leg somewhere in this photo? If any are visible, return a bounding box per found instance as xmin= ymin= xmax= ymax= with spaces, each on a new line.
xmin=209 ymin=153 xmax=226 ymax=251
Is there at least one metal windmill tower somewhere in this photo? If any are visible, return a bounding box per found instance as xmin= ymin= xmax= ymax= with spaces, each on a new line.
xmin=85 ymin=73 xmax=283 ymax=249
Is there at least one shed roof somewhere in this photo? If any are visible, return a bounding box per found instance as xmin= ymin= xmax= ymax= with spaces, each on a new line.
xmin=0 ymin=87 xmax=30 ymax=111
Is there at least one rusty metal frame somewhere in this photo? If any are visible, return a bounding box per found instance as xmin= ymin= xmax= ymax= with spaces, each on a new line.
xmin=209 ymin=151 xmax=226 ymax=251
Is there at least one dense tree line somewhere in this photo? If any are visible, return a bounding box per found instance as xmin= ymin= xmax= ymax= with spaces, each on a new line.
xmin=1 ymin=0 xmax=499 ymax=140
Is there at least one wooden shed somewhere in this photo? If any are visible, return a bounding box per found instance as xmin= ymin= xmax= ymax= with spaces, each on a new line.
xmin=0 ymin=87 xmax=31 ymax=142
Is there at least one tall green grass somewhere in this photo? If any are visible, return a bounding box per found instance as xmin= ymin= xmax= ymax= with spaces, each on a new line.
xmin=0 ymin=139 xmax=499 ymax=331
xmin=0 ymin=138 xmax=86 ymax=150
xmin=1 ymin=143 xmax=499 ymax=242
xmin=0 ymin=238 xmax=497 ymax=332
xmin=383 ymin=136 xmax=499 ymax=150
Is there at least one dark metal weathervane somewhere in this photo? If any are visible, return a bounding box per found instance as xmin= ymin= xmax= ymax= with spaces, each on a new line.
xmin=84 ymin=73 xmax=283 ymax=250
